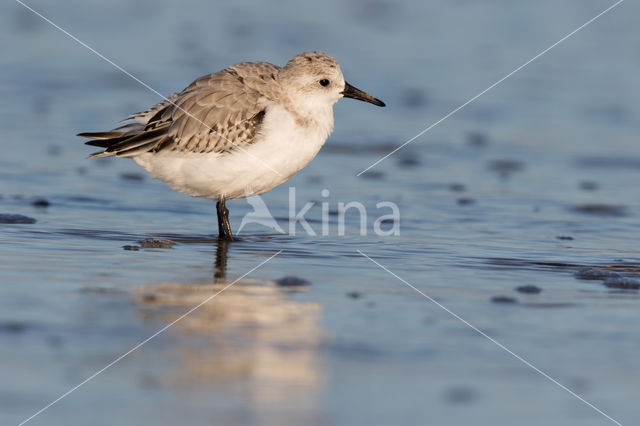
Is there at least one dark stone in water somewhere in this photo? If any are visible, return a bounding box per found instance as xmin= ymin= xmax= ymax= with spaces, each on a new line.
xmin=122 ymin=245 xmax=140 ymax=251
xmin=487 ymin=159 xmax=524 ymax=179
xmin=572 ymin=204 xmax=626 ymax=217
xmin=467 ymin=132 xmax=488 ymax=147
xmin=574 ymin=268 xmax=621 ymax=281
xmin=360 ymin=170 xmax=384 ymax=180
xmin=119 ymin=172 xmax=145 ymax=181
xmin=516 ymin=285 xmax=542 ymax=294
xmin=0 ymin=214 xmax=36 ymax=224
xmin=397 ymin=156 xmax=421 ymax=167
xmin=449 ymin=183 xmax=466 ymax=192
xmin=556 ymin=236 xmax=573 ymax=241
xmin=0 ymin=322 xmax=28 ymax=333
xmin=346 ymin=291 xmax=361 ymax=299
xmin=491 ymin=295 xmax=518 ymax=304
xmin=603 ymin=277 xmax=640 ymax=290
xmin=138 ymin=238 xmax=175 ymax=249
xmin=276 ymin=276 xmax=309 ymax=287
xmin=579 ymin=181 xmax=598 ymax=191
xmin=488 ymin=159 xmax=524 ymax=172
xmin=457 ymin=198 xmax=475 ymax=206
xmin=32 ymin=198 xmax=50 ymax=208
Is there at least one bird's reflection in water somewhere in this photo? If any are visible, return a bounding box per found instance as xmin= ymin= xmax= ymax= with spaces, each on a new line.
xmin=213 ymin=237 xmax=230 ymax=283
xmin=136 ymin=238 xmax=324 ymax=424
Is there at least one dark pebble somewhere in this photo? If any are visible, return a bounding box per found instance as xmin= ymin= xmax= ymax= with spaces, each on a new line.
xmin=360 ymin=171 xmax=384 ymax=180
xmin=574 ymin=268 xmax=621 ymax=281
xmin=275 ymin=276 xmax=309 ymax=287
xmin=449 ymin=183 xmax=466 ymax=192
xmin=603 ymin=277 xmax=640 ymax=290
xmin=556 ymin=236 xmax=574 ymax=241
xmin=346 ymin=291 xmax=361 ymax=299
xmin=32 ymin=198 xmax=50 ymax=208
xmin=138 ymin=238 xmax=175 ymax=249
xmin=457 ymin=198 xmax=475 ymax=206
xmin=397 ymin=156 xmax=421 ymax=167
xmin=467 ymin=132 xmax=488 ymax=147
xmin=0 ymin=214 xmax=36 ymax=224
xmin=491 ymin=295 xmax=518 ymax=304
xmin=0 ymin=322 xmax=28 ymax=334
xmin=579 ymin=181 xmax=598 ymax=191
xmin=515 ymin=285 xmax=542 ymax=294
xmin=572 ymin=204 xmax=626 ymax=217
xmin=122 ymin=245 xmax=140 ymax=251
xmin=119 ymin=172 xmax=145 ymax=181
xmin=488 ymin=159 xmax=524 ymax=176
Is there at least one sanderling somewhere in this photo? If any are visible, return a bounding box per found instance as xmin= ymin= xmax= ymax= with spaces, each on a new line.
xmin=78 ymin=51 xmax=385 ymax=240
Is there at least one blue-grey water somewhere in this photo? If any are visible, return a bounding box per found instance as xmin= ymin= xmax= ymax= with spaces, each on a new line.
xmin=2 ymin=1 xmax=640 ymax=425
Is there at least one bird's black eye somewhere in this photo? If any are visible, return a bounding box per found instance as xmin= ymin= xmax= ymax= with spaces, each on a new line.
xmin=319 ymin=79 xmax=330 ymax=87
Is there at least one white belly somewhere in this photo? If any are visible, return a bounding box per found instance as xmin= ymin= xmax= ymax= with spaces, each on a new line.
xmin=133 ymin=105 xmax=333 ymax=200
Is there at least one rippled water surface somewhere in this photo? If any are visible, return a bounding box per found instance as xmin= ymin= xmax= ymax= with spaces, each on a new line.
xmin=2 ymin=1 xmax=640 ymax=425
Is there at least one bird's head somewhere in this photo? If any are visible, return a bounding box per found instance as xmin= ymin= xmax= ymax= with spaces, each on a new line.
xmin=278 ymin=51 xmax=385 ymax=114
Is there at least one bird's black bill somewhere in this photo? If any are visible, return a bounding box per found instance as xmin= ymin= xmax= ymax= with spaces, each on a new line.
xmin=342 ymin=82 xmax=385 ymax=107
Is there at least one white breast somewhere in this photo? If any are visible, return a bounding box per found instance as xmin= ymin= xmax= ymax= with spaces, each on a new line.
xmin=133 ymin=104 xmax=334 ymax=200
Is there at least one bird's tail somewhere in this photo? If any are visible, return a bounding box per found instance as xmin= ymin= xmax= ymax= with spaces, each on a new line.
xmin=77 ymin=123 xmax=169 ymax=158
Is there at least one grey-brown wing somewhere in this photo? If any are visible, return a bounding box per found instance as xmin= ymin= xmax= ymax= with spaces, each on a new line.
xmin=79 ymin=62 xmax=279 ymax=158
xmin=122 ymin=92 xmax=181 ymax=125
xmin=154 ymin=67 xmax=272 ymax=154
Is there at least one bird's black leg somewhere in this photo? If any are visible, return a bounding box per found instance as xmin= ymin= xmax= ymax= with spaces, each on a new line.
xmin=216 ymin=197 xmax=234 ymax=241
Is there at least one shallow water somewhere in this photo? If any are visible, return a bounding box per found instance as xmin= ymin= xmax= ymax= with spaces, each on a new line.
xmin=2 ymin=0 xmax=640 ymax=425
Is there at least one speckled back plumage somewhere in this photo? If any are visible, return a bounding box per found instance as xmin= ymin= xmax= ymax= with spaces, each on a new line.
xmin=81 ymin=61 xmax=283 ymax=157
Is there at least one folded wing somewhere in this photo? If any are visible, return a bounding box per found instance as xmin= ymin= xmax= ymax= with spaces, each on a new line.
xmin=78 ymin=62 xmax=279 ymax=158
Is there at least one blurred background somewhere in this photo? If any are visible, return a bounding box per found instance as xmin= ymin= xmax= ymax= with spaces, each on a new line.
xmin=1 ymin=0 xmax=639 ymax=425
